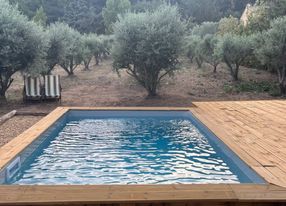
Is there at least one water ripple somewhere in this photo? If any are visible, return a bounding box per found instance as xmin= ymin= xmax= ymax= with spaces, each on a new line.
xmin=12 ymin=118 xmax=240 ymax=185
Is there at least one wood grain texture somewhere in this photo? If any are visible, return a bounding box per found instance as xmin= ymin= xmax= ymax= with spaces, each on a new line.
xmin=0 ymin=184 xmax=285 ymax=205
xmin=191 ymin=100 xmax=286 ymax=188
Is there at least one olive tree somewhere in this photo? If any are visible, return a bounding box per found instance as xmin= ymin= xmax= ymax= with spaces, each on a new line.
xmin=217 ymin=16 xmax=242 ymax=35
xmin=82 ymin=34 xmax=101 ymax=70
xmin=99 ymin=35 xmax=114 ymax=58
xmin=112 ymin=4 xmax=185 ymax=97
xmin=185 ymin=35 xmax=204 ymax=68
xmin=45 ymin=22 xmax=72 ymax=74
xmin=198 ymin=35 xmax=220 ymax=73
xmin=59 ymin=27 xmax=83 ymax=76
xmin=215 ymin=34 xmax=253 ymax=81
xmin=255 ymin=17 xmax=286 ymax=96
xmin=0 ymin=0 xmax=47 ymax=101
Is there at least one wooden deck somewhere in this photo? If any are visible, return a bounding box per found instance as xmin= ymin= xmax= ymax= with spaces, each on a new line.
xmin=191 ymin=100 xmax=286 ymax=188
xmin=0 ymin=101 xmax=286 ymax=205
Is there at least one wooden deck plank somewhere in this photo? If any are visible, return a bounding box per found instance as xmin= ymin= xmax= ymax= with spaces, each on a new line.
xmin=0 ymin=185 xmax=286 ymax=205
xmin=191 ymin=100 xmax=286 ymax=187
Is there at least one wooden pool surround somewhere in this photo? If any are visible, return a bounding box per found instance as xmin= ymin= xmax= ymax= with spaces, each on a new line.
xmin=0 ymin=101 xmax=286 ymax=206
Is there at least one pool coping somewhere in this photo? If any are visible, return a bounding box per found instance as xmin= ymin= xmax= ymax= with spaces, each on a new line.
xmin=0 ymin=107 xmax=286 ymax=205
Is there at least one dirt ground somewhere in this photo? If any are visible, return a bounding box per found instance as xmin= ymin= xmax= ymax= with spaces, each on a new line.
xmin=0 ymin=58 xmax=282 ymax=147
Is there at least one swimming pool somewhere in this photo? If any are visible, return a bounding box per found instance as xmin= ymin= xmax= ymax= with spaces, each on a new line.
xmin=0 ymin=109 xmax=265 ymax=185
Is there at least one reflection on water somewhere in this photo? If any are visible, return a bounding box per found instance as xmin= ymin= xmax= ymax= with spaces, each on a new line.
xmin=12 ymin=118 xmax=240 ymax=185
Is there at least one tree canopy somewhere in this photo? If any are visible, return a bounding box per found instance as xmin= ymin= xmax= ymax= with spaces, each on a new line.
xmin=0 ymin=0 xmax=47 ymax=100
xmin=9 ymin=0 xmax=255 ymax=34
xmin=102 ymin=0 xmax=131 ymax=33
xmin=112 ymin=4 xmax=185 ymax=96
xmin=215 ymin=34 xmax=253 ymax=81
xmin=255 ymin=17 xmax=286 ymax=95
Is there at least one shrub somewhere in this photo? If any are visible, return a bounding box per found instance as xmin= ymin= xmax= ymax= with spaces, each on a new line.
xmin=223 ymin=81 xmax=279 ymax=96
xmin=112 ymin=4 xmax=185 ymax=97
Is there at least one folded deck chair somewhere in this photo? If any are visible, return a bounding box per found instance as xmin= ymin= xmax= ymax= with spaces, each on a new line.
xmin=44 ymin=75 xmax=61 ymax=101
xmin=23 ymin=76 xmax=42 ymax=102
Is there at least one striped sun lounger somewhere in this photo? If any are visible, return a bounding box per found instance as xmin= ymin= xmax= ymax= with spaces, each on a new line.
xmin=23 ymin=76 xmax=42 ymax=101
xmin=44 ymin=75 xmax=61 ymax=101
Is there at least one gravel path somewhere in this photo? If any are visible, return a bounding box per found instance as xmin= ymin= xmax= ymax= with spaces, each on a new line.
xmin=0 ymin=116 xmax=42 ymax=147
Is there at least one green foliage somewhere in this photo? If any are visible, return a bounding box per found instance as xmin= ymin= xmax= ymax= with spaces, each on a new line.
xmin=174 ymin=0 xmax=220 ymax=23
xmin=9 ymin=0 xmax=254 ymax=35
xmin=185 ymin=35 xmax=204 ymax=68
xmin=215 ymin=34 xmax=253 ymax=81
xmin=244 ymin=5 xmax=269 ymax=34
xmin=245 ymin=0 xmax=286 ymax=34
xmin=82 ymin=34 xmax=112 ymax=70
xmin=62 ymin=0 xmax=89 ymax=33
xmin=62 ymin=0 xmax=106 ymax=34
xmin=198 ymin=35 xmax=220 ymax=72
xmin=131 ymin=0 xmax=164 ymax=12
xmin=223 ymin=81 xmax=279 ymax=95
xmin=9 ymin=0 xmax=67 ymax=23
xmin=98 ymin=35 xmax=114 ymax=57
xmin=192 ymin=22 xmax=219 ymax=38
xmin=58 ymin=26 xmax=83 ymax=76
xmin=217 ymin=16 xmax=242 ymax=35
xmin=33 ymin=6 xmax=47 ymax=27
xmin=112 ymin=4 xmax=185 ymax=96
xmin=103 ymin=0 xmax=131 ymax=33
xmin=255 ymin=17 xmax=286 ymax=95
xmin=0 ymin=0 xmax=48 ymax=100
xmin=45 ymin=22 xmax=72 ymax=74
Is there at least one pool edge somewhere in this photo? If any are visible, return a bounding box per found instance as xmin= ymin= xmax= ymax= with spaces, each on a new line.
xmin=0 ymin=106 xmax=286 ymax=205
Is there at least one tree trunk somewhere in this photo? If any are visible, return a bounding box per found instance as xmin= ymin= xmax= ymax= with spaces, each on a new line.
xmin=61 ymin=65 xmax=74 ymax=76
xmin=83 ymin=59 xmax=91 ymax=71
xmin=0 ymin=74 xmax=13 ymax=103
xmin=0 ymin=93 xmax=7 ymax=103
xmin=213 ymin=65 xmax=217 ymax=73
xmin=188 ymin=55 xmax=193 ymax=63
xmin=233 ymin=64 xmax=239 ymax=81
xmin=68 ymin=69 xmax=74 ymax=76
xmin=195 ymin=58 xmax=202 ymax=68
xmin=147 ymin=88 xmax=157 ymax=97
xmin=145 ymin=73 xmax=159 ymax=98
xmin=95 ymin=56 xmax=100 ymax=65
xmin=83 ymin=63 xmax=89 ymax=71
xmin=228 ymin=63 xmax=239 ymax=81
xmin=278 ymin=66 xmax=286 ymax=96
xmin=47 ymin=63 xmax=57 ymax=75
xmin=279 ymin=83 xmax=286 ymax=96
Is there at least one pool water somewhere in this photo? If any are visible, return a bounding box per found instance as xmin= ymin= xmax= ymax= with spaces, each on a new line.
xmin=7 ymin=111 xmax=264 ymax=185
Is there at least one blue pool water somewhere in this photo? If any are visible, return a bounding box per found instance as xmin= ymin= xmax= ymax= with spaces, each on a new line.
xmin=6 ymin=111 xmax=264 ymax=185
